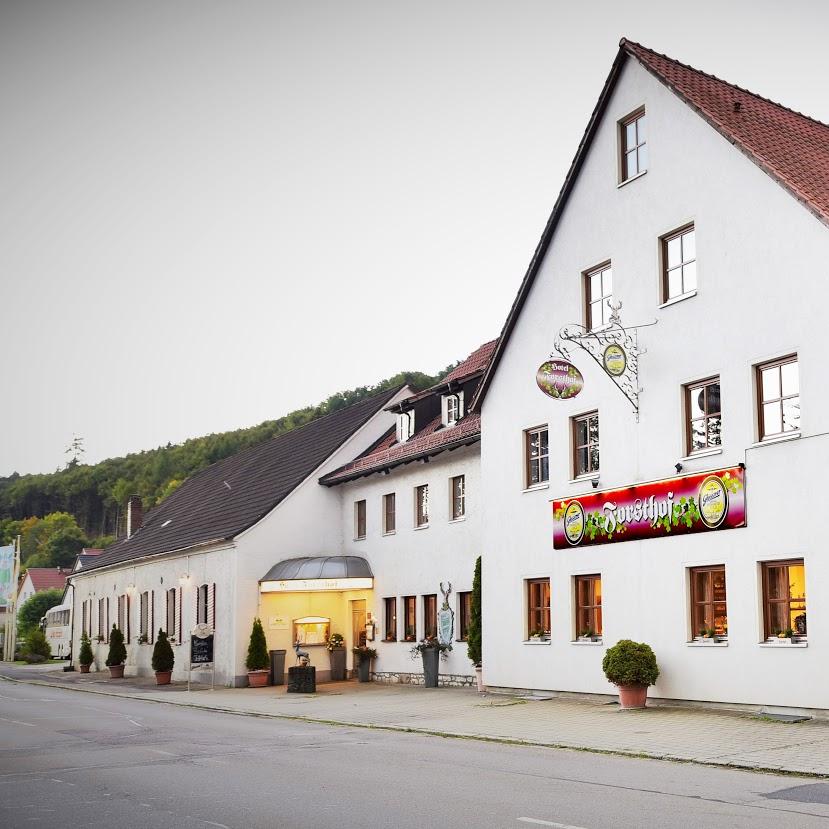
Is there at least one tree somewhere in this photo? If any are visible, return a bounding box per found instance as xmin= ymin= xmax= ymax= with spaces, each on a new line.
xmin=17 ymin=588 xmax=64 ymax=639
xmin=467 ymin=556 xmax=482 ymax=666
xmin=246 ymin=618 xmax=269 ymax=671
xmin=22 ymin=628 xmax=51 ymax=661
xmin=151 ymin=629 xmax=175 ymax=673
xmin=106 ymin=625 xmax=127 ymax=667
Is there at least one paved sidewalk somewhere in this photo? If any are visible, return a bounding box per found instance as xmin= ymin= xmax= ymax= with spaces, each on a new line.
xmin=3 ymin=663 xmax=829 ymax=777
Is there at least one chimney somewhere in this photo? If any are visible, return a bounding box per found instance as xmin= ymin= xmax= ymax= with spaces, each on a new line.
xmin=126 ymin=495 xmax=144 ymax=539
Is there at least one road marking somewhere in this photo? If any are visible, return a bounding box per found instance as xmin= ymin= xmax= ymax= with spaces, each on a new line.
xmin=0 ymin=716 xmax=35 ymax=727
xmin=518 ymin=819 xmax=589 ymax=829
xmin=150 ymin=749 xmax=177 ymax=756
xmin=201 ymin=821 xmax=230 ymax=829
xmin=128 ymin=719 xmax=142 ymax=727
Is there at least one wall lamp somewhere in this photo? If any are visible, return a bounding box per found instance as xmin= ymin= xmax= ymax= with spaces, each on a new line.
xmin=179 ymin=573 xmax=191 ymax=587
xmin=675 ymin=463 xmax=683 ymax=474
xmin=591 ymin=479 xmax=600 ymax=489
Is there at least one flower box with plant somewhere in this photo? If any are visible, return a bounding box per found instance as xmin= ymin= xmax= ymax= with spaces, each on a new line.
xmin=578 ymin=629 xmax=601 ymax=642
xmin=138 ymin=633 xmax=149 ymax=645
xmin=602 ymin=639 xmax=659 ymax=709
xmin=352 ymin=645 xmax=377 ymax=682
xmin=105 ymin=625 xmax=127 ymax=678
xmin=78 ymin=631 xmax=94 ymax=673
xmin=245 ymin=618 xmax=270 ymax=687
xmin=95 ymin=634 xmax=105 ymax=643
xmin=326 ymin=632 xmax=346 ymax=681
xmin=769 ymin=628 xmax=802 ymax=644
xmin=151 ymin=629 xmax=175 ymax=685
xmin=528 ymin=629 xmax=549 ymax=642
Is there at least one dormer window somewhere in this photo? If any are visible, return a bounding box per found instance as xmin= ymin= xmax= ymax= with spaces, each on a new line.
xmin=396 ymin=411 xmax=414 ymax=443
xmin=442 ymin=391 xmax=464 ymax=427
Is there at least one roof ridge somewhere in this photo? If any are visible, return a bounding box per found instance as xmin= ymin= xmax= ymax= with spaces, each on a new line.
xmin=620 ymin=37 xmax=829 ymax=131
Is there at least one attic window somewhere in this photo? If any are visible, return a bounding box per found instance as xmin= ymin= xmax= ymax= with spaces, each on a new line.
xmin=442 ymin=391 xmax=464 ymax=426
xmin=396 ymin=411 xmax=414 ymax=443
xmin=620 ymin=107 xmax=647 ymax=181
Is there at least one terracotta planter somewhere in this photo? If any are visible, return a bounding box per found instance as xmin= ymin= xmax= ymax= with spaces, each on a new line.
xmin=79 ymin=664 xmax=91 ymax=674
xmin=155 ymin=670 xmax=172 ymax=685
xmin=617 ymin=684 xmax=648 ymax=709
xmin=474 ymin=665 xmax=484 ymax=693
xmin=248 ymin=670 xmax=269 ymax=688
xmin=108 ymin=664 xmax=125 ymax=679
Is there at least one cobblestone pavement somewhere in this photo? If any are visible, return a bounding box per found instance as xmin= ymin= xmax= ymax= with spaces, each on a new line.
xmin=3 ymin=663 xmax=828 ymax=777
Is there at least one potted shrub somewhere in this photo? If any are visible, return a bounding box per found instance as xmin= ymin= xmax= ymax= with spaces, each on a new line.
xmin=410 ymin=636 xmax=451 ymax=688
xmin=106 ymin=624 xmax=127 ymax=678
xmin=78 ymin=632 xmax=94 ymax=673
xmin=326 ymin=633 xmax=346 ymax=681
xmin=602 ymin=639 xmax=659 ymax=709
xmin=151 ymin=629 xmax=175 ymax=685
xmin=352 ymin=645 xmax=377 ymax=682
xmin=467 ymin=556 xmax=483 ymax=692
xmin=246 ymin=618 xmax=269 ymax=687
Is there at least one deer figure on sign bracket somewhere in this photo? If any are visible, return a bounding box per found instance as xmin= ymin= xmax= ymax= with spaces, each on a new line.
xmin=294 ymin=639 xmax=310 ymax=666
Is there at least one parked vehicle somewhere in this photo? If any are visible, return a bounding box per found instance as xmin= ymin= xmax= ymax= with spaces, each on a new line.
xmin=42 ymin=603 xmax=72 ymax=659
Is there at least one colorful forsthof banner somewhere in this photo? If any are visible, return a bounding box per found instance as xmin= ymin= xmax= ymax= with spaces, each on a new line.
xmin=0 ymin=544 xmax=15 ymax=605
xmin=552 ymin=466 xmax=746 ymax=549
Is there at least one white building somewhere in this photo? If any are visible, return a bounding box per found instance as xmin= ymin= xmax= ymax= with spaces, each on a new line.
xmin=472 ymin=39 xmax=829 ymax=713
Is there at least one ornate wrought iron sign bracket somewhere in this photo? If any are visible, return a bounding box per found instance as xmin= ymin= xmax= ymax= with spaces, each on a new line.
xmin=552 ymin=301 xmax=656 ymax=421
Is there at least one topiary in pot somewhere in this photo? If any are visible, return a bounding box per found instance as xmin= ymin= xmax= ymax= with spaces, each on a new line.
xmin=151 ymin=629 xmax=175 ymax=685
xmin=78 ymin=631 xmax=94 ymax=673
xmin=602 ymin=639 xmax=659 ymax=709
xmin=246 ymin=618 xmax=269 ymax=687
xmin=106 ymin=625 xmax=127 ymax=678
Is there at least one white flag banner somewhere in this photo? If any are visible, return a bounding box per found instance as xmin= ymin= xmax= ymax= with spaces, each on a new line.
xmin=0 ymin=545 xmax=15 ymax=605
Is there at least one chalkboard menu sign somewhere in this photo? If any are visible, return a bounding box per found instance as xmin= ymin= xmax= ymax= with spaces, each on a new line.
xmin=190 ymin=634 xmax=214 ymax=666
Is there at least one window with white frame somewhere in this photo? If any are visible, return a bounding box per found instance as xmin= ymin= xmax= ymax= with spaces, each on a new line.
xmin=396 ymin=411 xmax=414 ymax=443
xmin=620 ymin=108 xmax=647 ymax=181
xmin=166 ymin=588 xmax=177 ymax=642
xmin=585 ymin=262 xmax=613 ymax=330
xmin=662 ymin=224 xmax=696 ymax=301
xmin=443 ymin=392 xmax=464 ymax=426
xmin=450 ymin=475 xmax=465 ymax=520
xmin=415 ymin=484 xmax=429 ymax=527
xmin=355 ymin=499 xmax=367 ymax=540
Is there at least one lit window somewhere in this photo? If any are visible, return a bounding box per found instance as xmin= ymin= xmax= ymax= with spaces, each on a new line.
xmin=525 ymin=427 xmax=549 ymax=487
xmin=450 ymin=475 xmax=465 ymax=520
xmin=685 ymin=377 xmax=721 ymax=454
xmin=355 ymin=500 xmax=366 ymax=540
xmin=757 ymin=356 xmax=799 ymax=440
xmin=662 ymin=225 xmax=696 ymax=300
xmin=762 ymin=560 xmax=806 ymax=640
xmin=458 ymin=592 xmax=471 ymax=641
xmin=585 ymin=263 xmax=613 ymax=330
xmin=383 ymin=493 xmax=396 ymax=534
xmin=415 ymin=484 xmax=429 ymax=527
xmin=403 ymin=596 xmax=417 ymax=641
xmin=573 ymin=411 xmax=599 ymax=477
xmin=384 ymin=598 xmax=397 ymax=641
xmin=620 ymin=108 xmax=647 ymax=180
xmin=423 ymin=594 xmax=437 ymax=639
xmin=575 ymin=575 xmax=602 ymax=639
xmin=689 ymin=566 xmax=727 ymax=640
xmin=527 ymin=578 xmax=550 ymax=638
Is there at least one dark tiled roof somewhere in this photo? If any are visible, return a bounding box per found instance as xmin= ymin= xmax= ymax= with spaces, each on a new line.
xmin=472 ymin=39 xmax=829 ymax=412
xmin=80 ymin=387 xmax=402 ymax=573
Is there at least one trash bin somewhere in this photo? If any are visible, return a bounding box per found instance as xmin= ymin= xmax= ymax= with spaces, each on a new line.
xmin=269 ymin=649 xmax=287 ymax=686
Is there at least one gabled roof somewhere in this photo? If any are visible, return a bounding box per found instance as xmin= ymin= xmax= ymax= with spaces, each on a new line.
xmin=80 ymin=387 xmax=403 ymax=573
xmin=472 ymin=39 xmax=829 ymax=411
xmin=22 ymin=568 xmax=72 ymax=593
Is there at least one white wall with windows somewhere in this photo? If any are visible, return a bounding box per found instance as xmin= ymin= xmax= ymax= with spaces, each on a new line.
xmin=479 ymin=56 xmax=829 ymax=710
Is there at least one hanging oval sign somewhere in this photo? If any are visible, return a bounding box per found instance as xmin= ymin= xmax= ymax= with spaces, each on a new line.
xmin=603 ymin=344 xmax=627 ymax=377
xmin=536 ymin=359 xmax=584 ymax=400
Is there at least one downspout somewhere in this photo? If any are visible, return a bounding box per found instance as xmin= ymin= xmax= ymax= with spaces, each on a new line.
xmin=67 ymin=579 xmax=76 ymax=671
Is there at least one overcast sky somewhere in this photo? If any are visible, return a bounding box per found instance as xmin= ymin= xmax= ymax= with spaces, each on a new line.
xmin=2 ymin=0 xmax=828 ymax=476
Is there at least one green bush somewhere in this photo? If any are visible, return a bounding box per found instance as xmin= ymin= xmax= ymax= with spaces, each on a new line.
xmin=602 ymin=639 xmax=659 ymax=687
xmin=105 ymin=625 xmax=127 ymax=667
xmin=245 ymin=618 xmax=269 ymax=671
xmin=467 ymin=556 xmax=482 ymax=666
xmin=78 ymin=631 xmax=94 ymax=667
xmin=17 ymin=588 xmax=64 ymax=639
xmin=23 ymin=628 xmax=51 ymax=661
xmin=151 ymin=629 xmax=175 ymax=673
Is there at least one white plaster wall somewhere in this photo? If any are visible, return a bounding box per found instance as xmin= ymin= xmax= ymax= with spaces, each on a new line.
xmin=480 ymin=57 xmax=829 ymax=709
xmin=334 ymin=443 xmax=481 ymax=679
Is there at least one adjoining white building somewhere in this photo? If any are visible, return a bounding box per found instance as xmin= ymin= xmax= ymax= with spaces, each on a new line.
xmin=472 ymin=39 xmax=829 ymax=713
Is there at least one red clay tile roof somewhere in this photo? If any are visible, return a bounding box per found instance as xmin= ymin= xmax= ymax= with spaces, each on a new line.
xmin=320 ymin=413 xmax=481 ymax=485
xmin=442 ymin=339 xmax=499 ymax=384
xmin=623 ymin=39 xmax=829 ymax=225
xmin=24 ymin=568 xmax=71 ymax=592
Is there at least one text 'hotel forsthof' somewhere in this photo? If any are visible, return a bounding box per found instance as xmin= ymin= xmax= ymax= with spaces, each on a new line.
xmin=68 ymin=39 xmax=829 ymax=714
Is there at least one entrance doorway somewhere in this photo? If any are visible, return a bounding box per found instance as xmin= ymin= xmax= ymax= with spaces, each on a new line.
xmin=351 ymin=599 xmax=366 ymax=651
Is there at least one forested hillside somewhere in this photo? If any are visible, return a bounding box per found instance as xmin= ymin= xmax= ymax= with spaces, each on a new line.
xmin=0 ymin=367 xmax=451 ymax=547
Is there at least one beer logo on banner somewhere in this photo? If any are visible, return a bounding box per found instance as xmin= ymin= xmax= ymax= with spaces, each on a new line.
xmin=563 ymin=501 xmax=586 ymax=545
xmin=698 ymin=475 xmax=728 ymax=528
xmin=602 ymin=344 xmax=627 ymax=377
xmin=536 ymin=360 xmax=584 ymax=400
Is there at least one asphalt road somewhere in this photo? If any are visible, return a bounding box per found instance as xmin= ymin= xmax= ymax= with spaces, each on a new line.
xmin=2 ymin=680 xmax=829 ymax=829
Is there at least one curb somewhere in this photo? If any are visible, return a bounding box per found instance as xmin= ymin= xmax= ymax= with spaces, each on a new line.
xmin=2 ymin=673 xmax=826 ymax=780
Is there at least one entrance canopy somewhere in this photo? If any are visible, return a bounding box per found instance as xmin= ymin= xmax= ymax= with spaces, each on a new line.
xmin=259 ymin=556 xmax=373 ymax=593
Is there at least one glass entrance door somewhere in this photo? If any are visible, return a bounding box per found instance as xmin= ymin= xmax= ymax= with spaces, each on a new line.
xmin=351 ymin=599 xmax=367 ymax=657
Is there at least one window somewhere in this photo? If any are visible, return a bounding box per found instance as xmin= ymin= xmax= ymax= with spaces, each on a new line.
xmin=166 ymin=588 xmax=177 ymax=642
xmin=662 ymin=225 xmax=696 ymax=301
xmin=527 ymin=578 xmax=551 ymax=637
xmin=140 ymin=591 xmax=149 ymax=640
xmin=415 ymin=484 xmax=429 ymax=527
xmin=762 ymin=560 xmax=806 ymax=640
xmin=423 ymin=594 xmax=437 ymax=639
xmin=117 ymin=594 xmax=129 ymax=641
xmin=620 ymin=108 xmax=647 ymax=180
xmin=98 ymin=597 xmax=107 ymax=640
xmin=384 ymin=597 xmax=397 ymax=641
xmin=450 ymin=475 xmax=465 ymax=520
xmin=383 ymin=493 xmax=396 ymax=534
xmin=458 ymin=592 xmax=471 ymax=641
xmin=525 ymin=426 xmax=549 ymax=487
xmin=757 ymin=356 xmax=800 ymax=440
xmin=403 ymin=596 xmax=417 ymax=641
xmin=689 ymin=566 xmax=727 ymax=639
xmin=396 ymin=411 xmax=414 ymax=443
xmin=575 ymin=575 xmax=602 ymax=639
xmin=573 ymin=411 xmax=599 ymax=477
xmin=355 ymin=500 xmax=367 ymax=540
xmin=585 ymin=262 xmax=613 ymax=330
xmin=685 ymin=377 xmax=721 ymax=454
xmin=443 ymin=392 xmax=464 ymax=426
xmin=196 ymin=583 xmax=209 ymax=625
